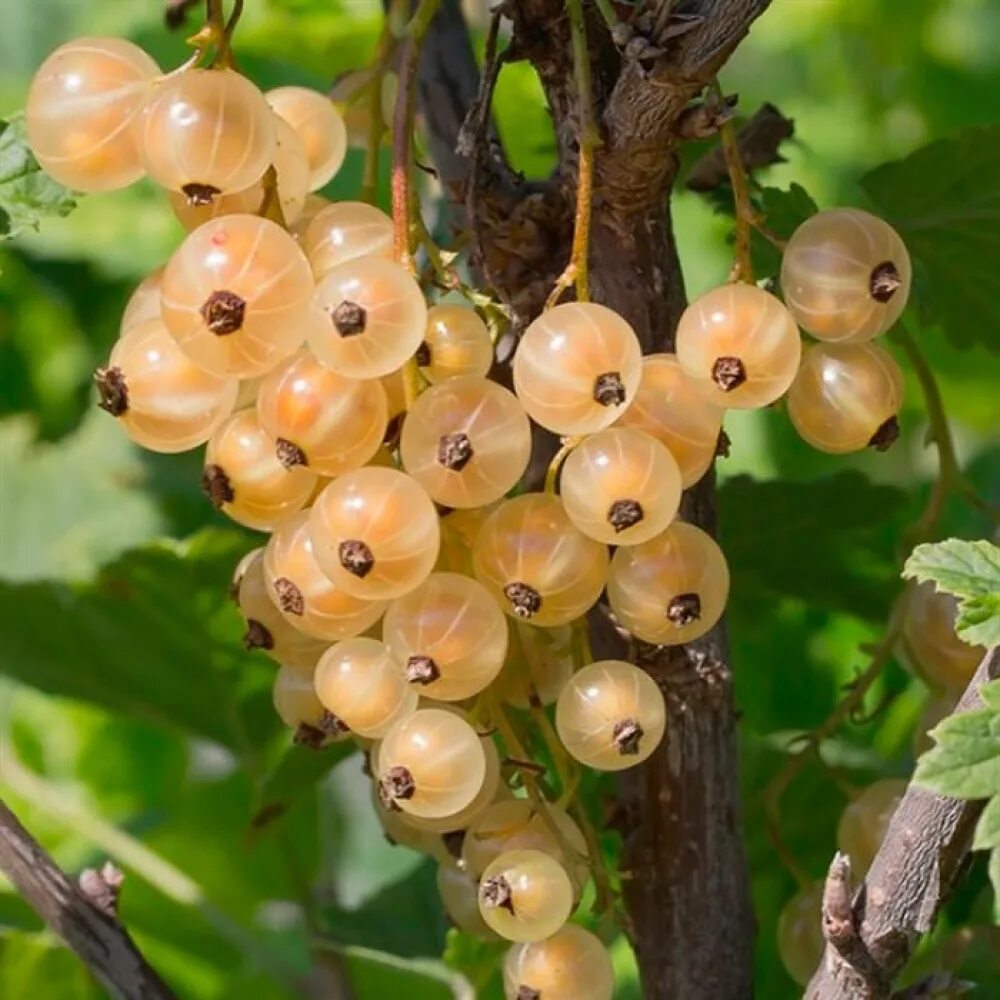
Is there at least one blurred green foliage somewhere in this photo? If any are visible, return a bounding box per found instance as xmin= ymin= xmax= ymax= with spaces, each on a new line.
xmin=0 ymin=1 xmax=998 ymax=998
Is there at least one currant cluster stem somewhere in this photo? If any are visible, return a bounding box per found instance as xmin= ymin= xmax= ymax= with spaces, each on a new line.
xmin=547 ymin=0 xmax=597 ymax=308
xmin=712 ymin=81 xmax=755 ymax=283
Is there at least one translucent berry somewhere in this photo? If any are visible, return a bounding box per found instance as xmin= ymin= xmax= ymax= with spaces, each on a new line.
xmin=139 ymin=68 xmax=276 ymax=200
xmin=477 ymin=849 xmax=573 ymax=943
xmin=25 ymin=37 xmax=160 ymax=191
xmin=438 ymin=862 xmax=500 ymax=938
xmin=401 ymin=377 xmax=532 ymax=509
xmin=675 ymin=284 xmax=801 ymax=409
xmin=617 ymin=353 xmax=725 ymax=488
xmin=781 ymin=208 xmax=912 ymax=342
xmin=901 ymin=582 xmax=986 ymax=692
xmin=308 ymin=467 xmax=440 ymax=600
xmin=266 ymin=86 xmax=347 ymax=192
xmin=559 ymin=427 xmax=682 ymax=545
xmin=203 ymin=409 xmax=317 ymax=531
xmin=272 ymin=665 xmax=351 ymax=747
xmin=376 ymin=708 xmax=487 ymax=818
xmin=393 ymin=722 xmax=503 ymax=833
xmin=256 ymin=349 xmax=388 ymax=476
xmin=837 ymin=778 xmax=906 ymax=873
xmin=120 ymin=267 xmax=164 ymax=334
xmin=419 ymin=305 xmax=494 ymax=383
xmin=167 ymin=115 xmax=310 ymax=230
xmin=262 ymin=511 xmax=386 ymax=642
xmin=383 ymin=572 xmax=508 ymax=701
xmin=513 ymin=302 xmax=642 ymax=435
xmin=777 ymin=882 xmax=825 ymax=986
xmin=313 ymin=637 xmax=417 ymax=738
xmin=787 ymin=342 xmax=904 ymax=454
xmin=95 ymin=318 xmax=237 ymax=453
xmin=235 ymin=550 xmax=327 ymax=668
xmin=555 ymin=661 xmax=666 ymax=771
xmin=161 ymin=214 xmax=314 ymax=378
xmin=503 ymin=925 xmax=615 ymax=1000
xmin=607 ymin=521 xmax=730 ymax=645
xmin=290 ymin=194 xmax=331 ymax=242
xmin=473 ymin=494 xmax=609 ymax=627
xmin=462 ymin=799 xmax=588 ymax=889
xmin=495 ymin=623 xmax=575 ymax=710
xmin=304 ymin=201 xmax=394 ymax=279
xmin=311 ymin=258 xmax=427 ymax=378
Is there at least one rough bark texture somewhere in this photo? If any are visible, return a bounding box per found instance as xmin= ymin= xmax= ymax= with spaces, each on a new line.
xmin=419 ymin=2 xmax=770 ymax=996
xmin=808 ymin=647 xmax=1000 ymax=999
xmin=0 ymin=798 xmax=176 ymax=1000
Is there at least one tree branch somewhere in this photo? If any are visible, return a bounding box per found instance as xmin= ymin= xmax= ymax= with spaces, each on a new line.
xmin=0 ymin=797 xmax=176 ymax=1000
xmin=808 ymin=647 xmax=1000 ymax=999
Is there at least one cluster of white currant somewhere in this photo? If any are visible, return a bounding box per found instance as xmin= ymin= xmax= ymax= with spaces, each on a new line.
xmin=25 ymin=30 xmax=916 ymax=996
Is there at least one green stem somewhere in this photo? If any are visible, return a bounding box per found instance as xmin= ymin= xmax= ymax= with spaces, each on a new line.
xmin=711 ymin=78 xmax=754 ymax=283
xmin=593 ymin=0 xmax=619 ymax=28
xmin=2 ymin=748 xmax=306 ymax=993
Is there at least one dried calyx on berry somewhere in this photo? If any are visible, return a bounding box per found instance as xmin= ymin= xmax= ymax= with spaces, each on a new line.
xmin=607 ymin=498 xmax=644 ymax=533
xmin=869 ymin=415 xmax=901 ymax=451
xmin=711 ymin=356 xmax=747 ymax=392
xmin=273 ymin=577 xmax=304 ymax=615
xmin=243 ymin=619 xmax=274 ymax=651
xmin=276 ymin=437 xmax=308 ymax=469
xmin=504 ymin=581 xmax=542 ymax=619
xmin=93 ymin=366 xmax=129 ymax=416
xmin=201 ymin=464 xmax=235 ymax=508
xmin=869 ymin=261 xmax=902 ymax=303
xmin=201 ymin=290 xmax=246 ymax=336
xmin=404 ymin=655 xmax=440 ymax=685
xmin=330 ymin=299 xmax=367 ymax=337
xmin=479 ymin=874 xmax=515 ymax=913
xmin=378 ymin=765 xmax=416 ymax=810
xmin=667 ymin=592 xmax=702 ymax=627
xmin=182 ymin=182 xmax=221 ymax=206
xmin=437 ymin=432 xmax=474 ymax=471
xmin=338 ymin=539 xmax=375 ymax=578
xmin=592 ymin=371 xmax=626 ymax=407
xmin=613 ymin=717 xmax=644 ymax=755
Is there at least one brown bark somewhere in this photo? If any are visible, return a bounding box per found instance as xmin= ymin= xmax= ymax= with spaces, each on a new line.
xmin=419 ymin=2 xmax=771 ymax=996
xmin=808 ymin=647 xmax=1000 ymax=999
xmin=0 ymin=797 xmax=176 ymax=1000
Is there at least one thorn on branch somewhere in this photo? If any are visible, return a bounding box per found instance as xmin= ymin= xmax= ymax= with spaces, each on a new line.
xmin=78 ymin=861 xmax=125 ymax=917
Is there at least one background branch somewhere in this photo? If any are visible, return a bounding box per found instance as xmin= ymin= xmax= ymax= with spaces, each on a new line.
xmin=808 ymin=647 xmax=1000 ymax=999
xmin=0 ymin=796 xmax=176 ymax=1000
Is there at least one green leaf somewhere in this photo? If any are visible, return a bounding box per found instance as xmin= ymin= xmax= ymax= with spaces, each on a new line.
xmin=323 ymin=862 xmax=449 ymax=958
xmin=956 ymin=594 xmax=1000 ymax=649
xmin=0 ymin=413 xmax=165 ymax=582
xmin=903 ymin=539 xmax=1000 ymax=647
xmin=719 ymin=472 xmax=907 ymax=618
xmin=980 ymin=679 xmax=1000 ymax=713
xmin=972 ymin=794 xmax=1000 ymax=851
xmin=251 ymin=741 xmax=356 ymax=831
xmin=0 ymin=530 xmax=277 ymax=750
xmin=0 ymin=116 xmax=76 ymax=239
xmin=861 ymin=124 xmax=1000 ymax=352
xmin=914 ymin=705 xmax=1000 ymax=799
